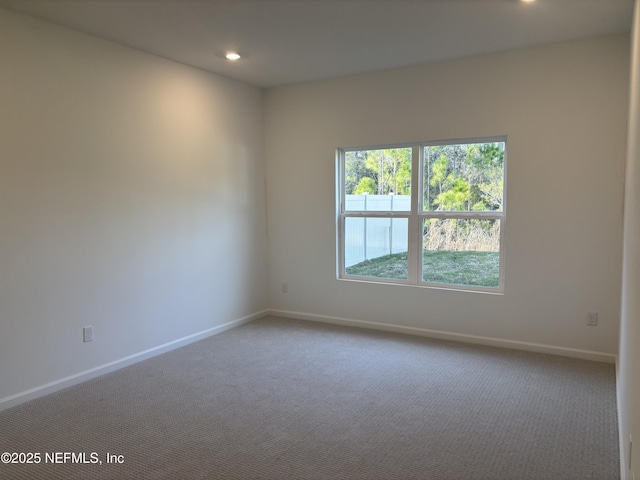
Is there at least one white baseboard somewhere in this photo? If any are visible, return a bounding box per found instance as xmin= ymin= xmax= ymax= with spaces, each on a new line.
xmin=0 ymin=310 xmax=268 ymax=412
xmin=268 ymin=309 xmax=617 ymax=364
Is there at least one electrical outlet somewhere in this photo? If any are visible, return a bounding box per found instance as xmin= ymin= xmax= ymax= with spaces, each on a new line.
xmin=83 ymin=326 xmax=93 ymax=343
xmin=281 ymin=282 xmax=288 ymax=293
xmin=587 ymin=312 xmax=598 ymax=326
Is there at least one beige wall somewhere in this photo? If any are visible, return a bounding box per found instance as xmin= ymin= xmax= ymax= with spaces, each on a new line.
xmin=0 ymin=8 xmax=267 ymax=406
xmin=618 ymin=3 xmax=640 ymax=479
xmin=265 ymin=35 xmax=629 ymax=359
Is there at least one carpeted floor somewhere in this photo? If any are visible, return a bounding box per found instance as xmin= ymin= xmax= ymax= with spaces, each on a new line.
xmin=0 ymin=316 xmax=619 ymax=479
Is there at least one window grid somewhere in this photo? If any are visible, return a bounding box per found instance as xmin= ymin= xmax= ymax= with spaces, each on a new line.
xmin=337 ymin=137 xmax=505 ymax=293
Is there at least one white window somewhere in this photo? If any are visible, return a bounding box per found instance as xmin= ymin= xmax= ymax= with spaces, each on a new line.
xmin=337 ymin=137 xmax=506 ymax=293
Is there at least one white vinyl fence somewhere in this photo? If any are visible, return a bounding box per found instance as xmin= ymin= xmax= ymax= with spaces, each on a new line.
xmin=344 ymin=194 xmax=410 ymax=268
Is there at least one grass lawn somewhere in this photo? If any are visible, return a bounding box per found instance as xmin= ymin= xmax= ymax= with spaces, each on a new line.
xmin=345 ymin=250 xmax=499 ymax=287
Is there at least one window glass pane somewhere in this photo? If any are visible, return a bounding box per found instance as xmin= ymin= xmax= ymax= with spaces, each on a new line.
xmin=345 ymin=148 xmax=411 ymax=211
xmin=422 ymin=218 xmax=500 ymax=288
xmin=345 ymin=217 xmax=408 ymax=280
xmin=423 ymin=142 xmax=504 ymax=212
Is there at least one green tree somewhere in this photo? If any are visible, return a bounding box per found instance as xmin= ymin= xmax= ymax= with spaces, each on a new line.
xmin=430 ymin=153 xmax=448 ymax=200
xmin=435 ymin=176 xmax=470 ymax=211
xmin=354 ymin=177 xmax=376 ymax=194
xmin=344 ymin=150 xmax=369 ymax=194
xmin=425 ymin=143 xmax=503 ymax=212
xmin=362 ymin=148 xmax=411 ymax=195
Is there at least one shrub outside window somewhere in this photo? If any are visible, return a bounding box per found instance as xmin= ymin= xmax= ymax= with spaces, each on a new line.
xmin=337 ymin=137 xmax=506 ymax=293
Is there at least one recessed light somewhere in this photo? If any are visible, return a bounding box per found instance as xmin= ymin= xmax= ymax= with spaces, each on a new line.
xmin=521 ymin=0 xmax=535 ymax=3
xmin=225 ymin=52 xmax=241 ymax=61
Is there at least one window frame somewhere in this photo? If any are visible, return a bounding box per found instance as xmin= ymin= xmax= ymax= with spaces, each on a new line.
xmin=336 ymin=136 xmax=506 ymax=294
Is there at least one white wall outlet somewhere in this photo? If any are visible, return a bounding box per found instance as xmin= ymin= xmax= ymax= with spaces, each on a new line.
xmin=281 ymin=282 xmax=288 ymax=293
xmin=83 ymin=326 xmax=93 ymax=342
xmin=587 ymin=312 xmax=598 ymax=326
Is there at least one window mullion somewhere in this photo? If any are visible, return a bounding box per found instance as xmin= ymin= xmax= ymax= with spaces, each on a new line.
xmin=407 ymin=145 xmax=421 ymax=284
xmin=337 ymin=149 xmax=345 ymax=278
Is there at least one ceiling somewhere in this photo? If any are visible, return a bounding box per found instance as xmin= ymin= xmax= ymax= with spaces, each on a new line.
xmin=0 ymin=0 xmax=633 ymax=88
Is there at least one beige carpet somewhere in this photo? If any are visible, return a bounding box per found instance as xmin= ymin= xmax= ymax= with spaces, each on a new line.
xmin=0 ymin=316 xmax=619 ymax=479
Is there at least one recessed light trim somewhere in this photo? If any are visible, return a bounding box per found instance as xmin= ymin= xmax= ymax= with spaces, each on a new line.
xmin=225 ymin=52 xmax=241 ymax=61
